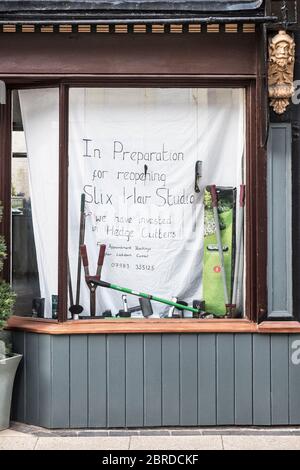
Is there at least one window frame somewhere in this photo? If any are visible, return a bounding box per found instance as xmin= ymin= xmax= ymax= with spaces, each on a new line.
xmin=0 ymin=77 xmax=266 ymax=325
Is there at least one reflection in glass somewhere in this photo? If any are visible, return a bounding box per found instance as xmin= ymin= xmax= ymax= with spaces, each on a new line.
xmin=11 ymin=89 xmax=59 ymax=318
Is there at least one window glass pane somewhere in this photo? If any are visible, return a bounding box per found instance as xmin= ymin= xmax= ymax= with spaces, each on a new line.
xmin=11 ymin=89 xmax=59 ymax=318
xmin=68 ymin=88 xmax=245 ymax=319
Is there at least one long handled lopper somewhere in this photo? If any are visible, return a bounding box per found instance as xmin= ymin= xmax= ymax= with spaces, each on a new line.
xmin=231 ymin=184 xmax=245 ymax=316
xmin=69 ymin=194 xmax=86 ymax=318
xmin=86 ymin=279 xmax=205 ymax=316
xmin=210 ymin=185 xmax=230 ymax=311
xmin=80 ymin=244 xmax=106 ymax=316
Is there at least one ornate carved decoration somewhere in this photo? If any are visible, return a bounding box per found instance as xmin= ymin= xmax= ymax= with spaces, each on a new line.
xmin=268 ymin=30 xmax=295 ymax=115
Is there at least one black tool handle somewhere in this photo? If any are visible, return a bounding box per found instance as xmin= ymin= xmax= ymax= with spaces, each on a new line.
xmin=194 ymin=161 xmax=202 ymax=193
xmin=90 ymin=289 xmax=96 ymax=317
xmin=76 ymin=193 xmax=86 ymax=305
xmin=87 ymin=279 xmax=111 ymax=288
xmin=128 ymin=305 xmax=142 ymax=314
xmin=68 ymin=257 xmax=74 ymax=307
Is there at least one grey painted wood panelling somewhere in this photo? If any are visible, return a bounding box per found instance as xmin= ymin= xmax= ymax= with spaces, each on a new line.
xmin=88 ymin=335 xmax=107 ymax=428
xmin=51 ymin=336 xmax=70 ymax=428
xmin=267 ymin=124 xmax=293 ymax=318
xmin=198 ymin=334 xmax=216 ymax=425
xmin=11 ymin=331 xmax=26 ymax=423
xmin=143 ymin=335 xmax=162 ymax=427
xmin=180 ymin=335 xmax=198 ymax=426
xmin=126 ymin=335 xmax=144 ymax=427
xmin=11 ymin=332 xmax=300 ymax=428
xmin=216 ymin=334 xmax=234 ymax=425
xmin=234 ymin=334 xmax=253 ymax=425
xmin=25 ymin=333 xmax=39 ymax=425
xmin=289 ymin=335 xmax=300 ymax=425
xmin=107 ymin=335 xmax=126 ymax=427
xmin=162 ymin=335 xmax=180 ymax=426
xmin=70 ymin=336 xmax=88 ymax=428
xmin=253 ymin=335 xmax=271 ymax=425
xmin=271 ymin=335 xmax=289 ymax=425
xmin=38 ymin=335 xmax=51 ymax=428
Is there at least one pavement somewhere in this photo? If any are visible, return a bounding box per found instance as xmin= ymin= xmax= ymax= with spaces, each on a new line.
xmin=1 ymin=423 xmax=300 ymax=450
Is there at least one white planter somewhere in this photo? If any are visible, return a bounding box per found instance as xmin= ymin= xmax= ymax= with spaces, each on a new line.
xmin=0 ymin=353 xmax=22 ymax=430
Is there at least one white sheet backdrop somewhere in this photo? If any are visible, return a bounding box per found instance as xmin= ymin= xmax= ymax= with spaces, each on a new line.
xmin=20 ymin=88 xmax=244 ymax=318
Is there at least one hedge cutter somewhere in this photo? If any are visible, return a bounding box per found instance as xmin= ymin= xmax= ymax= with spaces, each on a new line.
xmin=80 ymin=243 xmax=106 ymax=316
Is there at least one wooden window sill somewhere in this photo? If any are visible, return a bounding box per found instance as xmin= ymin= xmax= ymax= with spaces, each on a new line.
xmin=7 ymin=316 xmax=300 ymax=335
xmin=257 ymin=321 xmax=300 ymax=333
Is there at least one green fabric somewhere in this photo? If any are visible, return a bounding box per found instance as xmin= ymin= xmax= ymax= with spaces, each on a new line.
xmin=203 ymin=187 xmax=236 ymax=316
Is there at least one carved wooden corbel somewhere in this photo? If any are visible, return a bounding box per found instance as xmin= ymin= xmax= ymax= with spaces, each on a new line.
xmin=268 ymin=30 xmax=295 ymax=115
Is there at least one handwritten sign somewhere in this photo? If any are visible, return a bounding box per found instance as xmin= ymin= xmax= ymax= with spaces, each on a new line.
xmin=67 ymin=88 xmax=244 ymax=316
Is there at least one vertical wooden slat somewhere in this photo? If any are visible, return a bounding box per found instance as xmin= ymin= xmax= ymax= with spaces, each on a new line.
xmin=267 ymin=124 xmax=293 ymax=318
xmin=143 ymin=334 xmax=162 ymax=427
xmin=289 ymin=335 xmax=300 ymax=424
xmin=88 ymin=335 xmax=107 ymax=428
xmin=180 ymin=334 xmax=198 ymax=426
xmin=216 ymin=334 xmax=234 ymax=425
xmin=125 ymin=335 xmax=144 ymax=427
xmin=0 ymin=89 xmax=11 ymax=282
xmin=70 ymin=335 xmax=88 ymax=428
xmin=11 ymin=331 xmax=26 ymax=422
xmin=107 ymin=335 xmax=126 ymax=427
xmin=51 ymin=335 xmax=70 ymax=428
xmin=235 ymin=334 xmax=253 ymax=424
xmin=253 ymin=334 xmax=271 ymax=425
xmin=271 ymin=335 xmax=289 ymax=424
xmin=162 ymin=334 xmax=180 ymax=426
xmin=25 ymin=333 xmax=39 ymax=425
xmin=198 ymin=334 xmax=216 ymax=425
xmin=38 ymin=334 xmax=51 ymax=428
xmin=58 ymin=84 xmax=69 ymax=322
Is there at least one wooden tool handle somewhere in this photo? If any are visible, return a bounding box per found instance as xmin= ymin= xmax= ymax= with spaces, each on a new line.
xmin=210 ymin=185 xmax=218 ymax=207
xmin=80 ymin=244 xmax=89 ymax=267
xmin=97 ymin=244 xmax=106 ymax=268
xmin=239 ymin=184 xmax=246 ymax=207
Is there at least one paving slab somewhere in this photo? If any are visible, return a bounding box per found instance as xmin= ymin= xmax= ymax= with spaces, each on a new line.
xmin=130 ymin=436 xmax=223 ymax=450
xmin=223 ymin=436 xmax=300 ymax=450
xmin=139 ymin=430 xmax=171 ymax=436
xmin=0 ymin=429 xmax=29 ymax=437
xmin=35 ymin=436 xmax=130 ymax=450
xmin=0 ymin=436 xmax=38 ymax=450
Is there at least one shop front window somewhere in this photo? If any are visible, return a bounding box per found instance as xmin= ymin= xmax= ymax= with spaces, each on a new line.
xmin=9 ymin=85 xmax=247 ymax=321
